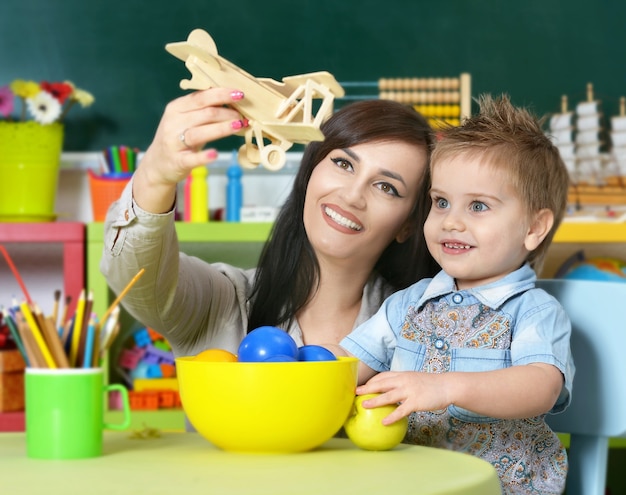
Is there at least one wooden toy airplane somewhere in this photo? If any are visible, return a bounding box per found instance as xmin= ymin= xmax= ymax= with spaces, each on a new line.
xmin=166 ymin=29 xmax=345 ymax=171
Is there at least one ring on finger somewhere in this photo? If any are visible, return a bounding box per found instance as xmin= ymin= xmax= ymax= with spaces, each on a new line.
xmin=179 ymin=129 xmax=190 ymax=148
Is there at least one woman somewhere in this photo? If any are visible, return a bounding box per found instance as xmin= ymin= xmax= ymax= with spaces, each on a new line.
xmin=101 ymin=88 xmax=439 ymax=357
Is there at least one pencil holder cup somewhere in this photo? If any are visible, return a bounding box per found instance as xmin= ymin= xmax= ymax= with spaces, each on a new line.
xmin=0 ymin=122 xmax=63 ymax=222
xmin=25 ymin=367 xmax=131 ymax=459
xmin=88 ymin=169 xmax=132 ymax=221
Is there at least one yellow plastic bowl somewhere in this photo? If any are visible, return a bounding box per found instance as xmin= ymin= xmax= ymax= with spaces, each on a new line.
xmin=175 ymin=356 xmax=358 ymax=453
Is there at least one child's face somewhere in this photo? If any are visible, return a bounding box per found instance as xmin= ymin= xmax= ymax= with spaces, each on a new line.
xmin=424 ymin=154 xmax=540 ymax=290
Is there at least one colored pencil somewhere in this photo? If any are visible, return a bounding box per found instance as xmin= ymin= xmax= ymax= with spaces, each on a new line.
xmin=59 ymin=295 xmax=72 ymax=333
xmin=76 ymin=290 xmax=93 ymax=366
xmin=0 ymin=245 xmax=32 ymax=304
xmin=15 ymin=314 xmax=45 ymax=368
xmin=69 ymin=289 xmax=86 ymax=367
xmin=99 ymin=268 xmax=145 ymax=326
xmin=19 ymin=301 xmax=56 ymax=368
xmin=51 ymin=289 xmax=61 ymax=329
xmin=83 ymin=316 xmax=96 ymax=368
xmin=2 ymin=310 xmax=30 ymax=366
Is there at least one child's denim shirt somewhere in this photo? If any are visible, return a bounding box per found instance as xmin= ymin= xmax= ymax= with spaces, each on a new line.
xmin=342 ymin=263 xmax=575 ymax=416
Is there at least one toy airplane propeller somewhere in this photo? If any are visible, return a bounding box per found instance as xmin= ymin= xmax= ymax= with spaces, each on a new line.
xmin=166 ymin=29 xmax=345 ymax=171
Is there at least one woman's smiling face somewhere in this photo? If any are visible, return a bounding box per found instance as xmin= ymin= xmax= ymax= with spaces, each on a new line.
xmin=303 ymin=140 xmax=428 ymax=268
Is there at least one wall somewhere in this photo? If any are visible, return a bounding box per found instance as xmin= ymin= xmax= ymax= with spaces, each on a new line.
xmin=3 ymin=0 xmax=626 ymax=151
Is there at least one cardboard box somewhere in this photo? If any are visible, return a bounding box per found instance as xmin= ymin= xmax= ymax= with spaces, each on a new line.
xmin=0 ymin=372 xmax=24 ymax=412
xmin=0 ymin=350 xmax=26 ymax=412
xmin=0 ymin=349 xmax=26 ymax=372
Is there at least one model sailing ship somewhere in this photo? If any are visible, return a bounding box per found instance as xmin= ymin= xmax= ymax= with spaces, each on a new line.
xmin=549 ymin=83 xmax=626 ymax=207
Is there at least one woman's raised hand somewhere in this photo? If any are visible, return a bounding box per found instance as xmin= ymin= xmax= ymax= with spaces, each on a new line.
xmin=132 ymin=88 xmax=248 ymax=213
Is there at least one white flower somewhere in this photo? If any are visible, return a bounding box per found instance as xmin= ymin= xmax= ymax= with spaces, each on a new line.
xmin=26 ymin=90 xmax=62 ymax=125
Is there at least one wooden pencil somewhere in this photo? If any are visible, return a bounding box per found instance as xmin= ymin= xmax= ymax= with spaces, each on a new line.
xmin=20 ymin=301 xmax=56 ymax=368
xmin=100 ymin=268 xmax=145 ymax=325
xmin=51 ymin=289 xmax=61 ymax=329
xmin=41 ymin=313 xmax=70 ymax=368
xmin=76 ymin=290 xmax=93 ymax=367
xmin=60 ymin=295 xmax=72 ymax=328
xmin=15 ymin=312 xmax=46 ymax=368
xmin=70 ymin=289 xmax=86 ymax=367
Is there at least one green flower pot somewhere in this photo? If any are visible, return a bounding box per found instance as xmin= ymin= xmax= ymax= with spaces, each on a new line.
xmin=0 ymin=121 xmax=63 ymax=222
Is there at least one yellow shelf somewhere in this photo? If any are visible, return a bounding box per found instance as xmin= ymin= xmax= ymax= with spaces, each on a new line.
xmin=554 ymin=222 xmax=626 ymax=243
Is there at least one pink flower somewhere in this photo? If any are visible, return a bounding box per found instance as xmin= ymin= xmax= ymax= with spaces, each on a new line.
xmin=0 ymin=85 xmax=14 ymax=118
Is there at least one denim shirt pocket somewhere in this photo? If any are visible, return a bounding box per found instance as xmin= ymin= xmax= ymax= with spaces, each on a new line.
xmin=448 ymin=347 xmax=511 ymax=424
xmin=391 ymin=337 xmax=427 ymax=372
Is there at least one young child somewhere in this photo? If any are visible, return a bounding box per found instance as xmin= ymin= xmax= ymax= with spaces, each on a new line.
xmin=332 ymin=94 xmax=575 ymax=495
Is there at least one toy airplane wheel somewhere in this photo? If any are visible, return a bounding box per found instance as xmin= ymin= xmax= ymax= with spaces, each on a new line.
xmin=261 ymin=144 xmax=287 ymax=171
xmin=238 ymin=144 xmax=260 ymax=169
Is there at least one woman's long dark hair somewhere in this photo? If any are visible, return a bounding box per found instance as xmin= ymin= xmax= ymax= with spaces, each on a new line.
xmin=247 ymin=99 xmax=439 ymax=332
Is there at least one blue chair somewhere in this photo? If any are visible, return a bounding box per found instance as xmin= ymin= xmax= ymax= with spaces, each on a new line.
xmin=536 ymin=279 xmax=626 ymax=495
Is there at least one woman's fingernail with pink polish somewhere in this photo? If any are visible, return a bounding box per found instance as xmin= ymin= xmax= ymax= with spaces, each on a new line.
xmin=206 ymin=149 xmax=218 ymax=160
xmin=231 ymin=120 xmax=245 ymax=130
xmin=230 ymin=90 xmax=244 ymax=100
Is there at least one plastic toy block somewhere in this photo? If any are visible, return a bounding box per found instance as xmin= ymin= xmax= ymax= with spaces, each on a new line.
xmin=146 ymin=364 xmax=163 ymax=378
xmin=118 ymin=347 xmax=146 ymax=370
xmin=134 ymin=377 xmax=179 ymax=391
xmin=141 ymin=351 xmax=161 ymax=366
xmin=153 ymin=340 xmax=171 ymax=351
xmin=147 ymin=327 xmax=163 ymax=342
xmin=108 ymin=389 xmax=125 ymax=410
xmin=144 ymin=344 xmax=175 ymax=365
xmin=158 ymin=390 xmax=179 ymax=408
xmin=130 ymin=361 xmax=150 ymax=380
xmin=159 ymin=363 xmax=176 ymax=378
xmin=142 ymin=391 xmax=160 ymax=410
xmin=128 ymin=393 xmax=143 ymax=409
xmin=133 ymin=328 xmax=152 ymax=348
xmin=128 ymin=390 xmax=160 ymax=410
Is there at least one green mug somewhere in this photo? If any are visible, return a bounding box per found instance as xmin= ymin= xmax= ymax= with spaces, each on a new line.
xmin=25 ymin=367 xmax=131 ymax=459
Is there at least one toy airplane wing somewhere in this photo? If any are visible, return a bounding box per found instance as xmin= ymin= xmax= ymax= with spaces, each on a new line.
xmin=258 ymin=72 xmax=345 ymax=99
xmin=260 ymin=122 xmax=324 ymax=143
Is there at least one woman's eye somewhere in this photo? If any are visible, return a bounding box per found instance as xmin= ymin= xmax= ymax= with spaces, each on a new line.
xmin=330 ymin=157 xmax=352 ymax=171
xmin=471 ymin=201 xmax=489 ymax=212
xmin=377 ymin=182 xmax=400 ymax=197
xmin=435 ymin=197 xmax=449 ymax=209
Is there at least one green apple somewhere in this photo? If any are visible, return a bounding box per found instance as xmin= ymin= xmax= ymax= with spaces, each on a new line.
xmin=344 ymin=393 xmax=408 ymax=451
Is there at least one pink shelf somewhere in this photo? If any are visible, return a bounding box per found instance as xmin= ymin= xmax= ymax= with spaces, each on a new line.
xmin=0 ymin=222 xmax=85 ymax=317
xmin=0 ymin=411 xmax=24 ymax=432
xmin=0 ymin=221 xmax=85 ymax=432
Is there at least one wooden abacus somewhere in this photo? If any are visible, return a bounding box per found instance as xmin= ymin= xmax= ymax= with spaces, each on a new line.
xmin=378 ymin=73 xmax=472 ymax=128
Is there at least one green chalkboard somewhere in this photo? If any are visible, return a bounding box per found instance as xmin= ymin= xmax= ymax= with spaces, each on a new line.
xmin=3 ymin=0 xmax=626 ymax=151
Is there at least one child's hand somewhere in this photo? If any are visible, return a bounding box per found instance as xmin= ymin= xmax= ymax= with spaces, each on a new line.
xmin=356 ymin=371 xmax=450 ymax=425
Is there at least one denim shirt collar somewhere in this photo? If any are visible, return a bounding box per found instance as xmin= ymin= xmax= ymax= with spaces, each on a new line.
xmin=418 ymin=263 xmax=537 ymax=309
